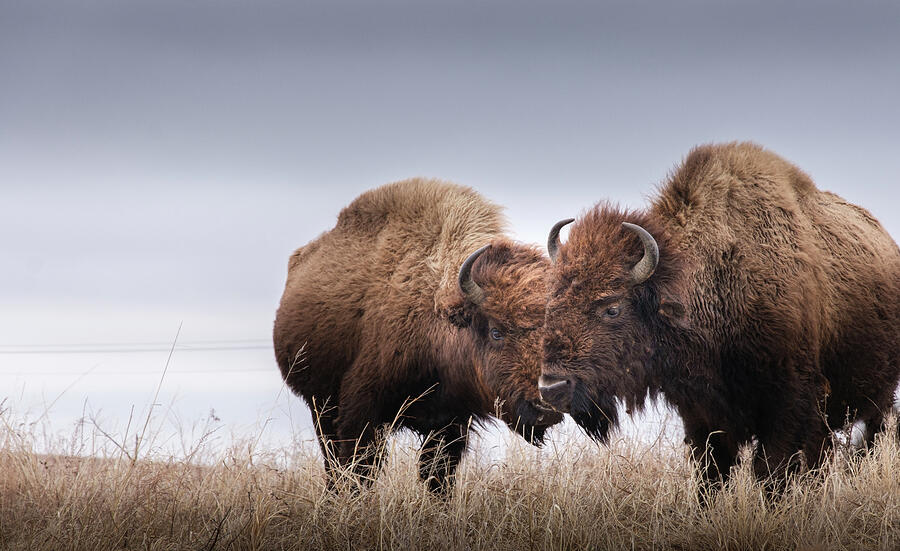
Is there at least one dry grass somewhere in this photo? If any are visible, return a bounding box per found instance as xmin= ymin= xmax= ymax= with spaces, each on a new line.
xmin=1 ymin=406 xmax=899 ymax=551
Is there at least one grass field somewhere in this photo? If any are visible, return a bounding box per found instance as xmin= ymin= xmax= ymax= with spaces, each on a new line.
xmin=1 ymin=403 xmax=898 ymax=551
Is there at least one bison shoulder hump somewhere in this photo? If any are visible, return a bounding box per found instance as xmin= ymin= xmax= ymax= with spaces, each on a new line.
xmin=335 ymin=178 xmax=503 ymax=235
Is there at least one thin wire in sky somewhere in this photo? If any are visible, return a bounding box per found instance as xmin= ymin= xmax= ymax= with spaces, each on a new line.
xmin=0 ymin=339 xmax=272 ymax=355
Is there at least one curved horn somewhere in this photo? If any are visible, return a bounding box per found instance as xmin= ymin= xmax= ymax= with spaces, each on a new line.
xmin=458 ymin=244 xmax=491 ymax=304
xmin=547 ymin=218 xmax=575 ymax=263
xmin=622 ymin=222 xmax=659 ymax=285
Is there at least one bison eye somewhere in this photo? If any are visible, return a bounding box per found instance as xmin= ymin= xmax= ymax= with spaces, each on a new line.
xmin=605 ymin=306 xmax=620 ymax=318
xmin=490 ymin=328 xmax=503 ymax=340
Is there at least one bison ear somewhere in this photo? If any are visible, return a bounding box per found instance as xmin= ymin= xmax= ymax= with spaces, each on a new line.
xmin=446 ymin=305 xmax=472 ymax=328
xmin=658 ymin=298 xmax=687 ymax=327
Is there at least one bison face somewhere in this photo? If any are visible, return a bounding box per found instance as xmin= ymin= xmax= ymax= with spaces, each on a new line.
xmin=476 ymin=318 xmax=563 ymax=444
xmin=454 ymin=240 xmax=564 ymax=444
xmin=541 ymin=288 xmax=652 ymax=442
xmin=539 ymin=213 xmax=686 ymax=442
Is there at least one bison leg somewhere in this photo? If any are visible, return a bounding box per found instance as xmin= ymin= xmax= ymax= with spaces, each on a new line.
xmin=684 ymin=425 xmax=739 ymax=504
xmin=307 ymin=395 xmax=341 ymax=489
xmin=861 ymin=411 xmax=885 ymax=451
xmin=332 ymin=418 xmax=390 ymax=490
xmin=328 ymin=359 xmax=396 ymax=489
xmin=859 ymin=410 xmax=900 ymax=451
xmin=310 ymin=392 xmax=387 ymax=491
xmin=753 ymin=410 xmax=831 ymax=497
xmin=418 ymin=422 xmax=469 ymax=495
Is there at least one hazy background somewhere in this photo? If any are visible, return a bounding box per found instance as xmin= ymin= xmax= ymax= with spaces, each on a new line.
xmin=2 ymin=0 xmax=898 ymax=457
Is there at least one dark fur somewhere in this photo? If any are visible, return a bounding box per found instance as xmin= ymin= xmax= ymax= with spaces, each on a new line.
xmin=274 ymin=179 xmax=562 ymax=492
xmin=542 ymin=142 xmax=900 ymax=488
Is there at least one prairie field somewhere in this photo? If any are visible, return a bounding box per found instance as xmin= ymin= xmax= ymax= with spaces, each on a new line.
xmin=1 ymin=405 xmax=899 ymax=551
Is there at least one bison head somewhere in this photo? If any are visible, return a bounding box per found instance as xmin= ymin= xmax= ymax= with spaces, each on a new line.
xmin=539 ymin=208 xmax=687 ymax=442
xmin=452 ymin=239 xmax=564 ymax=444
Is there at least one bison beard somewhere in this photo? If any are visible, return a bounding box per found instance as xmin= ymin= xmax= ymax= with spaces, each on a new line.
xmin=569 ymin=382 xmax=617 ymax=443
xmin=273 ymin=179 xmax=561 ymax=493
xmin=541 ymin=142 xmax=900 ymax=496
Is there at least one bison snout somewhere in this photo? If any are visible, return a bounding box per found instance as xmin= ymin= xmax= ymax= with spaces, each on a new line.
xmin=538 ymin=375 xmax=574 ymax=413
xmin=528 ymin=399 xmax=564 ymax=426
xmin=533 ymin=398 xmax=558 ymax=416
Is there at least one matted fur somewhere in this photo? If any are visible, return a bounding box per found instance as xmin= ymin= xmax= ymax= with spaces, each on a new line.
xmin=542 ymin=142 xmax=900 ymax=487
xmin=274 ymin=179 xmax=561 ymax=492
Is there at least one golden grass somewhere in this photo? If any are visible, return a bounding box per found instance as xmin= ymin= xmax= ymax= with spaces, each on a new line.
xmin=1 ymin=408 xmax=899 ymax=551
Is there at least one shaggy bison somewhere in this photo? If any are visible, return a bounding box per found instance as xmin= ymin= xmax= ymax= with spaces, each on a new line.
xmin=274 ymin=179 xmax=562 ymax=492
xmin=539 ymin=142 xmax=900 ymax=489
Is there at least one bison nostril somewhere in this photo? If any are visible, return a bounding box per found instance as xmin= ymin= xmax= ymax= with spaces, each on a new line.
xmin=539 ymin=379 xmax=569 ymax=393
xmin=538 ymin=375 xmax=569 ymax=391
xmin=534 ymin=398 xmax=557 ymax=414
xmin=538 ymin=375 xmax=574 ymax=412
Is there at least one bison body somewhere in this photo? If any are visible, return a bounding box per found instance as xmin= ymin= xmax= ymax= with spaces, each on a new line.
xmin=540 ymin=142 xmax=900 ymax=487
xmin=274 ymin=179 xmax=561 ymax=491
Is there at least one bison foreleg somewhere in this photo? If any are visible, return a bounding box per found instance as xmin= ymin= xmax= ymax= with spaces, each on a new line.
xmin=418 ymin=422 xmax=469 ymax=495
xmin=309 ymin=395 xmax=341 ymax=490
xmin=685 ymin=425 xmax=740 ymax=505
xmin=332 ymin=362 xmax=394 ymax=490
xmin=861 ymin=411 xmax=891 ymax=451
xmin=753 ymin=407 xmax=831 ymax=498
xmin=329 ymin=422 xmax=389 ymax=492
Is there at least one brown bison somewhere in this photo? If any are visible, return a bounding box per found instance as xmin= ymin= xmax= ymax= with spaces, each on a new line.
xmin=539 ymin=142 xmax=900 ymax=489
xmin=274 ymin=178 xmax=562 ymax=492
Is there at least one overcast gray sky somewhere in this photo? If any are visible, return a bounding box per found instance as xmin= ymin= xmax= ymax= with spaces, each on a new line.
xmin=1 ymin=0 xmax=898 ymax=455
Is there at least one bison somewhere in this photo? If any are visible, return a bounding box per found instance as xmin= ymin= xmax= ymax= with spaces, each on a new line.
xmin=539 ymin=142 xmax=900 ymax=491
xmin=274 ymin=178 xmax=562 ymax=492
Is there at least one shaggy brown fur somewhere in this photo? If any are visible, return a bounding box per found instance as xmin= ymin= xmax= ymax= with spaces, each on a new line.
xmin=273 ymin=179 xmax=562 ymax=492
xmin=541 ymin=142 xmax=900 ymax=490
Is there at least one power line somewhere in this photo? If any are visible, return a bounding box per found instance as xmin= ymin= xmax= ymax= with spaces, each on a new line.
xmin=0 ymin=338 xmax=270 ymax=348
xmin=0 ymin=345 xmax=272 ymax=355
xmin=0 ymin=339 xmax=282 ymax=376
xmin=0 ymin=342 xmax=272 ymax=355
xmin=0 ymin=367 xmax=276 ymax=375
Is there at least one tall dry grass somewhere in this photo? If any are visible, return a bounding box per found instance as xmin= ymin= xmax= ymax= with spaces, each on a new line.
xmin=1 ymin=403 xmax=898 ymax=551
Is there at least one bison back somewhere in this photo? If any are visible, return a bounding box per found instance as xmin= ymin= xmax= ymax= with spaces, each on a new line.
xmin=653 ymin=142 xmax=900 ymax=422
xmin=273 ymin=178 xmax=506 ymax=403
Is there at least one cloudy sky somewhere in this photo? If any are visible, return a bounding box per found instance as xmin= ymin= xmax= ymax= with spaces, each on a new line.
xmin=1 ymin=0 xmax=898 ymax=456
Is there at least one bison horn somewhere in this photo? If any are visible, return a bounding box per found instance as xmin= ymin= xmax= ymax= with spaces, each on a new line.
xmin=622 ymin=222 xmax=659 ymax=285
xmin=458 ymin=244 xmax=491 ymax=305
xmin=548 ymin=218 xmax=575 ymax=263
